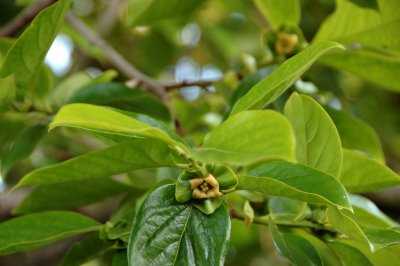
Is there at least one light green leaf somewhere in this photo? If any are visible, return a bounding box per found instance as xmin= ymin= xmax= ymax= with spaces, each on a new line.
xmin=268 ymin=197 xmax=309 ymax=221
xmin=0 ymin=75 xmax=15 ymax=110
xmin=230 ymin=41 xmax=344 ymax=115
xmin=128 ymin=185 xmax=230 ymax=265
xmin=195 ymin=110 xmax=295 ymax=165
xmin=253 ymin=0 xmax=301 ymax=28
xmin=14 ymin=138 xmax=189 ymax=189
xmin=239 ymin=162 xmax=352 ymax=210
xmin=340 ymin=149 xmax=400 ymax=192
xmin=319 ymin=49 xmax=400 ymax=92
xmin=327 ymin=207 xmax=400 ymax=251
xmin=1 ymin=125 xmax=47 ymax=177
xmin=350 ymin=194 xmax=398 ymax=228
xmin=50 ymin=103 xmax=179 ymax=147
xmin=0 ymin=211 xmax=101 ymax=255
xmin=68 ymin=82 xmax=171 ymax=122
xmin=325 ymin=106 xmax=384 ymax=161
xmin=284 ymin=93 xmax=342 ymax=177
xmin=268 ymin=218 xmax=323 ymax=265
xmin=328 ymin=241 xmax=373 ymax=266
xmin=128 ymin=0 xmax=205 ymax=26
xmin=60 ymin=235 xmax=111 ymax=266
xmin=0 ymin=0 xmax=72 ymax=93
xmin=14 ymin=177 xmax=137 ymax=214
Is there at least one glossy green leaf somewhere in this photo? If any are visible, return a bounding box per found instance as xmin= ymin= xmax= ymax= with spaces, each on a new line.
xmin=14 ymin=177 xmax=136 ymax=214
xmin=327 ymin=207 xmax=400 ymax=251
xmin=328 ymin=241 xmax=373 ymax=266
xmin=128 ymin=185 xmax=230 ymax=265
xmin=268 ymin=218 xmax=323 ymax=265
xmin=239 ymin=162 xmax=352 ymax=210
xmin=340 ymin=149 xmax=400 ymax=192
xmin=1 ymin=124 xmax=47 ymax=177
xmin=0 ymin=0 xmax=72 ymax=93
xmin=68 ymin=82 xmax=171 ymax=122
xmin=325 ymin=106 xmax=384 ymax=161
xmin=195 ymin=110 xmax=295 ymax=165
xmin=0 ymin=211 xmax=101 ymax=255
xmin=253 ymin=0 xmax=301 ymax=28
xmin=128 ymin=0 xmax=205 ymax=26
xmin=284 ymin=93 xmax=342 ymax=177
xmin=50 ymin=103 xmax=178 ymax=146
xmin=268 ymin=197 xmax=309 ymax=221
xmin=230 ymin=41 xmax=344 ymax=115
xmin=290 ymin=229 xmax=343 ymax=266
xmin=60 ymin=235 xmax=111 ymax=266
xmin=14 ymin=138 xmax=189 ymax=188
xmin=350 ymin=194 xmax=398 ymax=228
xmin=346 ymin=0 xmax=379 ymax=10
xmin=0 ymin=75 xmax=15 ymax=110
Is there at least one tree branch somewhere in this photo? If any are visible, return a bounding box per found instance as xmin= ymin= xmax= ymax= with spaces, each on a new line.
xmin=66 ymin=12 xmax=166 ymax=99
xmin=0 ymin=0 xmax=56 ymax=37
xmin=163 ymin=79 xmax=221 ymax=90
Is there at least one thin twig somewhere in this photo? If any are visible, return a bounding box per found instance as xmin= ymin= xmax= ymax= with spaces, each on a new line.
xmin=0 ymin=0 xmax=56 ymax=37
xmin=163 ymin=79 xmax=221 ymax=90
xmin=66 ymin=12 xmax=166 ymax=99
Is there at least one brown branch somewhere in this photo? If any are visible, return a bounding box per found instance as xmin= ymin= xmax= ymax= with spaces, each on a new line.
xmin=0 ymin=0 xmax=56 ymax=37
xmin=163 ymin=79 xmax=221 ymax=90
xmin=66 ymin=12 xmax=166 ymax=99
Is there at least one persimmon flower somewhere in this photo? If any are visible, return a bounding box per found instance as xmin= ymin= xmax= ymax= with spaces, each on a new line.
xmin=189 ymin=174 xmax=223 ymax=199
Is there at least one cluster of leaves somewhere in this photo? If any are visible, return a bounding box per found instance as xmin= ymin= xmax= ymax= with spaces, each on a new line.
xmin=1 ymin=0 xmax=400 ymax=265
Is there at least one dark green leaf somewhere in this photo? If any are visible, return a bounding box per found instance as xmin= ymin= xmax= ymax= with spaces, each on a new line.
xmin=195 ymin=110 xmax=295 ymax=165
xmin=0 ymin=211 xmax=101 ymax=255
xmin=14 ymin=177 xmax=136 ymax=214
xmin=346 ymin=0 xmax=379 ymax=10
xmin=0 ymin=0 xmax=72 ymax=94
xmin=128 ymin=185 xmax=230 ymax=265
xmin=268 ymin=217 xmax=323 ymax=265
xmin=14 ymin=138 xmax=189 ymax=189
xmin=284 ymin=93 xmax=342 ymax=177
xmin=60 ymin=235 xmax=111 ymax=266
xmin=340 ymin=149 xmax=400 ymax=192
xmin=1 ymin=125 xmax=47 ymax=177
xmin=230 ymin=41 xmax=344 ymax=115
xmin=68 ymin=82 xmax=171 ymax=122
xmin=239 ymin=162 xmax=352 ymax=210
xmin=253 ymin=0 xmax=301 ymax=28
xmin=325 ymin=106 xmax=384 ymax=161
xmin=113 ymin=250 xmax=128 ymax=266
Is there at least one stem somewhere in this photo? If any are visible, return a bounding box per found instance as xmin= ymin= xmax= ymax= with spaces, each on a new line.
xmin=163 ymin=79 xmax=221 ymax=90
xmin=66 ymin=12 xmax=166 ymax=99
xmin=0 ymin=0 xmax=56 ymax=37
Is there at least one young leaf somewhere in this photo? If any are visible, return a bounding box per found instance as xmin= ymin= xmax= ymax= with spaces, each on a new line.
xmin=14 ymin=138 xmax=189 ymax=189
xmin=1 ymin=124 xmax=47 ymax=177
xmin=0 ymin=0 xmax=72 ymax=94
xmin=195 ymin=110 xmax=295 ymax=165
xmin=50 ymin=103 xmax=178 ymax=147
xmin=0 ymin=211 xmax=101 ymax=255
xmin=128 ymin=185 xmax=230 ymax=265
xmin=230 ymin=41 xmax=344 ymax=115
xmin=68 ymin=82 xmax=171 ymax=122
xmin=340 ymin=149 xmax=400 ymax=192
xmin=253 ymin=0 xmax=301 ymax=28
xmin=239 ymin=162 xmax=352 ymax=211
xmin=128 ymin=0 xmax=205 ymax=26
xmin=268 ymin=218 xmax=323 ymax=265
xmin=325 ymin=106 xmax=384 ymax=161
xmin=327 ymin=207 xmax=400 ymax=251
xmin=284 ymin=93 xmax=342 ymax=177
xmin=14 ymin=177 xmax=137 ymax=214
